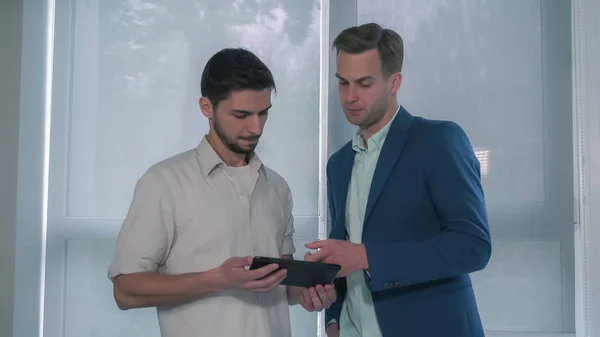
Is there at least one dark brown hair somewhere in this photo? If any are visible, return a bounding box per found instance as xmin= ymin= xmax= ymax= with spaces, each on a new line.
xmin=333 ymin=23 xmax=404 ymax=77
xmin=201 ymin=48 xmax=276 ymax=109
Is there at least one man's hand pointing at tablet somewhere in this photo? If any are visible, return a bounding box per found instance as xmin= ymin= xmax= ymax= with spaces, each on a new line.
xmin=304 ymin=240 xmax=369 ymax=278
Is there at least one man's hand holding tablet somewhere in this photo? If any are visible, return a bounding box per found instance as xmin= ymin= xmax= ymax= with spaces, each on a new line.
xmin=249 ymin=256 xmax=340 ymax=311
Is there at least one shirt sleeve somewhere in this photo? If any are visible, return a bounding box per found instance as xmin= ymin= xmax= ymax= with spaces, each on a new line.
xmin=281 ymin=179 xmax=296 ymax=256
xmin=107 ymin=171 xmax=176 ymax=281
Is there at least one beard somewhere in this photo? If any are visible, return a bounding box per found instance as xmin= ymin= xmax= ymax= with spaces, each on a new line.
xmin=213 ymin=118 xmax=259 ymax=155
xmin=357 ymin=95 xmax=389 ymax=129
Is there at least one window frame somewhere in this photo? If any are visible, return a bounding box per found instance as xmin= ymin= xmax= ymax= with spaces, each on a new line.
xmin=13 ymin=0 xmax=600 ymax=336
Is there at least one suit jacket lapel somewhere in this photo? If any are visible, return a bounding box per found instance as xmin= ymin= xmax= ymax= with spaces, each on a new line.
xmin=334 ymin=143 xmax=355 ymax=239
xmin=364 ymin=106 xmax=414 ymax=225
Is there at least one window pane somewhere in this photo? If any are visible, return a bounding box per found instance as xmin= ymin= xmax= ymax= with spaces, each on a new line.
xmin=64 ymin=239 xmax=317 ymax=337
xmin=64 ymin=0 xmax=321 ymax=218
xmin=356 ymin=0 xmax=573 ymax=333
xmin=50 ymin=1 xmax=323 ymax=336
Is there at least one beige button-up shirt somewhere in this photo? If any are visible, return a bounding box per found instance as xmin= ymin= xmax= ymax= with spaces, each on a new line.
xmin=108 ymin=136 xmax=296 ymax=337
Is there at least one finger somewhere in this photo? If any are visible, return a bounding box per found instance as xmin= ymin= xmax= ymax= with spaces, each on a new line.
xmin=315 ymin=285 xmax=333 ymax=309
xmin=324 ymin=284 xmax=337 ymax=303
xmin=244 ymin=269 xmax=287 ymax=290
xmin=315 ymin=284 xmax=332 ymax=308
xmin=250 ymin=275 xmax=287 ymax=293
xmin=266 ymin=271 xmax=288 ymax=291
xmin=308 ymin=286 xmax=324 ymax=310
xmin=304 ymin=240 xmax=325 ymax=249
xmin=248 ymin=270 xmax=287 ymax=293
xmin=244 ymin=263 xmax=280 ymax=281
xmin=229 ymin=256 xmax=253 ymax=267
xmin=305 ymin=249 xmax=328 ymax=262
xmin=302 ymin=289 xmax=314 ymax=311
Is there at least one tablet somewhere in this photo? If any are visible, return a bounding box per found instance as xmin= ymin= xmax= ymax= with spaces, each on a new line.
xmin=249 ymin=256 xmax=341 ymax=288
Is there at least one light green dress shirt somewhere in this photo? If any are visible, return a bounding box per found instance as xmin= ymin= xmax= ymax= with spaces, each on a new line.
xmin=339 ymin=109 xmax=398 ymax=337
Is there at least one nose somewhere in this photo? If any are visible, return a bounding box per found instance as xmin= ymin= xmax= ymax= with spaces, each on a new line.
xmin=247 ymin=115 xmax=263 ymax=136
xmin=345 ymin=84 xmax=359 ymax=103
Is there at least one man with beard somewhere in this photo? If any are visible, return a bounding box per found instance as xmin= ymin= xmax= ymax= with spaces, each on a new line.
xmin=108 ymin=48 xmax=336 ymax=337
xmin=304 ymin=23 xmax=491 ymax=337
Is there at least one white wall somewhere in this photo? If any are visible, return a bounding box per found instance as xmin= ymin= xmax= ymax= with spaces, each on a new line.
xmin=0 ymin=1 xmax=23 ymax=336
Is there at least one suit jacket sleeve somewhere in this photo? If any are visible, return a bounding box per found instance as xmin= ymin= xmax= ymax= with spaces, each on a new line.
xmin=364 ymin=121 xmax=492 ymax=292
xmin=324 ymin=158 xmax=346 ymax=324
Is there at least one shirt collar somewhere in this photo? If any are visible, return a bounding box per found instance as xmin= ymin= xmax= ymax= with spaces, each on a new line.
xmin=196 ymin=136 xmax=264 ymax=178
xmin=352 ymin=105 xmax=400 ymax=153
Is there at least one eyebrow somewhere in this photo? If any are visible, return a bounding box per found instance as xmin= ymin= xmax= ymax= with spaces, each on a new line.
xmin=231 ymin=105 xmax=272 ymax=115
xmin=335 ymin=73 xmax=376 ymax=82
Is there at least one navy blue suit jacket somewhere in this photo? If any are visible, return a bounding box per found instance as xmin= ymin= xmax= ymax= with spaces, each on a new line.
xmin=325 ymin=106 xmax=491 ymax=337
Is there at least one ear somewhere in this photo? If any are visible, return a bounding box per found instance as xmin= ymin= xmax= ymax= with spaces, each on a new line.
xmin=390 ymin=72 xmax=403 ymax=95
xmin=199 ymin=97 xmax=214 ymax=119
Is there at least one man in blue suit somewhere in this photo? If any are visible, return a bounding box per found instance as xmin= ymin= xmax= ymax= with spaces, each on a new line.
xmin=305 ymin=23 xmax=492 ymax=337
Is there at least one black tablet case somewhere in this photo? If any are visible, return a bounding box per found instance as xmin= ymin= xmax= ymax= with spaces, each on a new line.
xmin=249 ymin=256 xmax=341 ymax=288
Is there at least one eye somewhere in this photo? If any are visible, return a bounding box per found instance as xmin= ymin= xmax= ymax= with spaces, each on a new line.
xmin=338 ymin=81 xmax=349 ymax=86
xmin=359 ymin=82 xmax=372 ymax=88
